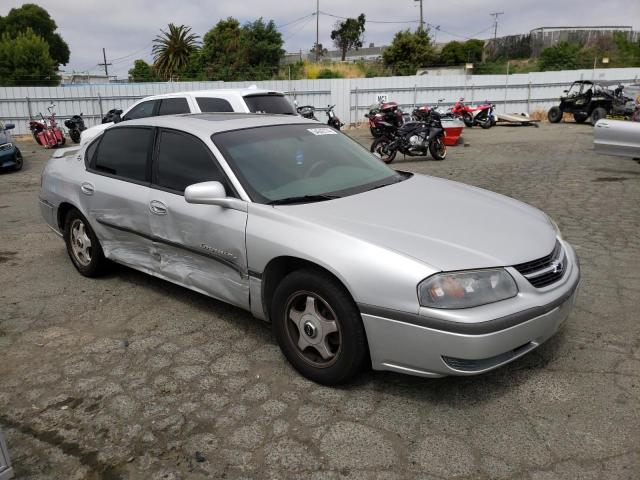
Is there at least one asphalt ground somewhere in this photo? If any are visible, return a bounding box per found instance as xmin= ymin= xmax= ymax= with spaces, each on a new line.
xmin=0 ymin=122 xmax=639 ymax=479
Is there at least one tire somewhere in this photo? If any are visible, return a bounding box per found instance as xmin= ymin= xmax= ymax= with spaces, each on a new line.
xmin=479 ymin=117 xmax=492 ymax=129
xmin=462 ymin=112 xmax=474 ymax=127
xmin=548 ymin=106 xmax=562 ymax=123
xmin=12 ymin=148 xmax=23 ymax=171
xmin=63 ymin=209 xmax=108 ymax=277
xmin=591 ymin=107 xmax=607 ymax=124
xmin=70 ymin=129 xmax=81 ymax=143
xmin=370 ymin=138 xmax=397 ymax=164
xmin=32 ymin=131 xmax=42 ymax=145
xmin=271 ymin=269 xmax=368 ymax=385
xmin=573 ymin=113 xmax=588 ymax=124
xmin=429 ymin=137 xmax=447 ymax=160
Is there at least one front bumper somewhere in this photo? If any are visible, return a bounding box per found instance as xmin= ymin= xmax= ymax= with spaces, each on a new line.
xmin=361 ymin=240 xmax=580 ymax=378
xmin=0 ymin=148 xmax=17 ymax=169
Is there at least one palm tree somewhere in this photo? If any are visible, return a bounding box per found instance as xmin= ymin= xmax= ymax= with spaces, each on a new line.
xmin=152 ymin=24 xmax=199 ymax=80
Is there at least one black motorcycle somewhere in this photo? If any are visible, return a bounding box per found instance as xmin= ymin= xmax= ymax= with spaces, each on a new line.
xmin=102 ymin=108 xmax=123 ymax=124
xmin=325 ymin=104 xmax=344 ymax=130
xmin=64 ymin=113 xmax=86 ymax=143
xmin=370 ymin=112 xmax=447 ymax=163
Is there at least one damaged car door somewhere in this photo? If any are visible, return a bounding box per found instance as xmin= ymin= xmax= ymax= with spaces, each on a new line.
xmin=83 ymin=126 xmax=156 ymax=270
xmin=148 ymin=128 xmax=249 ymax=309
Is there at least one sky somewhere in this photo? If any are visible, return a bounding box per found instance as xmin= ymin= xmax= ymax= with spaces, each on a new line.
xmin=2 ymin=0 xmax=639 ymax=78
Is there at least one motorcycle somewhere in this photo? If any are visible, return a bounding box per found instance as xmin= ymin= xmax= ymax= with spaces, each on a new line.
xmin=325 ymin=104 xmax=344 ymax=130
xmin=64 ymin=113 xmax=86 ymax=143
xmin=102 ymin=108 xmax=123 ymax=124
xmin=365 ymin=101 xmax=405 ymax=138
xmin=451 ymin=98 xmax=495 ymax=129
xmin=370 ymin=111 xmax=447 ymax=163
xmin=31 ymin=104 xmax=65 ymax=148
xmin=294 ymin=100 xmax=318 ymax=121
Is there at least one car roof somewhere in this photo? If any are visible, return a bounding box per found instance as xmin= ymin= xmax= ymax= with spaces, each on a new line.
xmin=117 ymin=113 xmax=317 ymax=136
xmin=140 ymin=87 xmax=282 ymax=101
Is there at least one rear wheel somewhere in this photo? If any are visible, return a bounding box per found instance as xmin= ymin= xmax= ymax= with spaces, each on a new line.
xmin=548 ymin=106 xmax=562 ymax=123
xmin=271 ymin=269 xmax=367 ymax=385
xmin=573 ymin=113 xmax=588 ymax=124
xmin=429 ymin=137 xmax=447 ymax=160
xmin=370 ymin=138 xmax=397 ymax=164
xmin=591 ymin=107 xmax=607 ymax=124
xmin=462 ymin=112 xmax=474 ymax=127
xmin=63 ymin=209 xmax=108 ymax=277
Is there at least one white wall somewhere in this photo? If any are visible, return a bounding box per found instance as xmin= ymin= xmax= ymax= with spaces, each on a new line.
xmin=1 ymin=67 xmax=639 ymax=135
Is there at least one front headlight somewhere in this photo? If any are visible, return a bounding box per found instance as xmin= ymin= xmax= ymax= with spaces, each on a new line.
xmin=0 ymin=142 xmax=13 ymax=151
xmin=418 ymin=269 xmax=518 ymax=309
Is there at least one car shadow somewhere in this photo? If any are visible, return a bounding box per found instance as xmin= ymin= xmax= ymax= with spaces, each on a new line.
xmin=97 ymin=261 xmax=564 ymax=402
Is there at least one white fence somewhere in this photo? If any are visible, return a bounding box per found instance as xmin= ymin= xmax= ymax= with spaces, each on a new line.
xmin=1 ymin=67 xmax=639 ymax=135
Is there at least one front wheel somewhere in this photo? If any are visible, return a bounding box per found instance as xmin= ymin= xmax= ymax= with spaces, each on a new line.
xmin=12 ymin=148 xmax=23 ymax=171
xmin=429 ymin=137 xmax=447 ymax=160
xmin=69 ymin=129 xmax=81 ymax=143
xmin=271 ymin=269 xmax=368 ymax=385
xmin=63 ymin=209 xmax=108 ymax=277
xmin=548 ymin=106 xmax=562 ymax=123
xmin=370 ymin=126 xmax=382 ymax=138
xmin=479 ymin=116 xmax=492 ymax=129
xmin=370 ymin=138 xmax=397 ymax=164
xmin=462 ymin=112 xmax=474 ymax=127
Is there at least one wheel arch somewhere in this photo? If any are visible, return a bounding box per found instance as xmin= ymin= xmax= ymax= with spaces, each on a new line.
xmin=57 ymin=201 xmax=83 ymax=231
xmin=260 ymin=255 xmax=357 ymax=323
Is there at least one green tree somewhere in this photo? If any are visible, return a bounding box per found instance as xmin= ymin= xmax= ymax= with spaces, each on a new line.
xmin=128 ymin=59 xmax=159 ymax=82
xmin=201 ymin=17 xmax=245 ymax=80
xmin=0 ymin=29 xmax=59 ymax=86
xmin=330 ymin=14 xmax=366 ymax=61
xmin=242 ymin=19 xmax=284 ymax=80
xmin=440 ymin=39 xmax=484 ymax=66
xmin=152 ymin=23 xmax=199 ymax=80
xmin=612 ymin=32 xmax=640 ymax=67
xmin=538 ymin=42 xmax=589 ymax=71
xmin=200 ymin=17 xmax=283 ymax=81
xmin=382 ymin=28 xmax=436 ymax=75
xmin=0 ymin=3 xmax=69 ymax=66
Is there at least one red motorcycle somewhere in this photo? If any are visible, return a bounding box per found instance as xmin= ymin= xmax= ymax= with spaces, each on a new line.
xmin=30 ymin=104 xmax=65 ymax=148
xmin=451 ymin=98 xmax=495 ymax=129
xmin=365 ymin=101 xmax=406 ymax=137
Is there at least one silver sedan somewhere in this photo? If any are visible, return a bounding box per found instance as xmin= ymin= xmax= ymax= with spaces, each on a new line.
xmin=39 ymin=113 xmax=580 ymax=385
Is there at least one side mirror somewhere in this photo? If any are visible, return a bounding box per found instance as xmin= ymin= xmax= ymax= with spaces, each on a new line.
xmin=184 ymin=181 xmax=247 ymax=212
xmin=4 ymin=123 xmax=15 ymax=130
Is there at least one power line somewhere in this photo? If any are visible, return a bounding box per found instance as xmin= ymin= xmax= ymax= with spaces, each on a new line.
xmin=320 ymin=11 xmax=419 ymax=24
xmin=98 ymin=48 xmax=112 ymax=76
xmin=277 ymin=13 xmax=316 ymax=29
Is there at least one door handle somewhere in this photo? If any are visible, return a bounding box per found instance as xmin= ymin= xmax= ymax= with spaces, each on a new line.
xmin=597 ymin=122 xmax=609 ymax=128
xmin=149 ymin=200 xmax=168 ymax=216
xmin=80 ymin=182 xmax=94 ymax=195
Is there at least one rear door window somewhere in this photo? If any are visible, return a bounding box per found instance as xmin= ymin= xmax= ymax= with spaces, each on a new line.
xmin=196 ymin=97 xmax=234 ymax=112
xmin=243 ymin=94 xmax=295 ymax=114
xmin=158 ymin=97 xmax=190 ymax=116
xmin=122 ymin=100 xmax=158 ymax=121
xmin=155 ymin=130 xmax=225 ymax=193
xmin=92 ymin=127 xmax=153 ymax=182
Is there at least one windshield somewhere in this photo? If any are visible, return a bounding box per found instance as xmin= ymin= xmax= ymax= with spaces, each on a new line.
xmin=213 ymin=124 xmax=404 ymax=204
xmin=243 ymin=94 xmax=296 ymax=115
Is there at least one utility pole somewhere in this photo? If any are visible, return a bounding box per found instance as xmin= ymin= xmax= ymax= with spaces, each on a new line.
xmin=98 ymin=48 xmax=112 ymax=77
xmin=490 ymin=12 xmax=504 ymax=41
xmin=315 ymin=0 xmax=320 ymax=61
xmin=414 ymin=0 xmax=424 ymax=30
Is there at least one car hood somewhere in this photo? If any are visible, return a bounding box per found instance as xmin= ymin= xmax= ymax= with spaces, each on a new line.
xmin=279 ymin=174 xmax=556 ymax=271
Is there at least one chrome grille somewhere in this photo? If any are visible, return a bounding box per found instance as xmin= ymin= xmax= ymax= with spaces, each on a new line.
xmin=513 ymin=240 xmax=566 ymax=288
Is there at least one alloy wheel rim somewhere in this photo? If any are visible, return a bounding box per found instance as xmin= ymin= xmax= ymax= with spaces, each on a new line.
xmin=284 ymin=291 xmax=342 ymax=368
xmin=70 ymin=218 xmax=92 ymax=266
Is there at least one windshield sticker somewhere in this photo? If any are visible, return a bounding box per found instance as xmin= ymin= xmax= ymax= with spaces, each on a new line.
xmin=307 ymin=128 xmax=337 ymax=136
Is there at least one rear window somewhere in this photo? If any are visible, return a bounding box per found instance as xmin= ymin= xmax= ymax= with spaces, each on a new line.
xmin=243 ymin=94 xmax=295 ymax=115
xmin=197 ymin=97 xmax=234 ymax=112
xmin=158 ymin=97 xmax=190 ymax=116
xmin=93 ymin=127 xmax=152 ymax=182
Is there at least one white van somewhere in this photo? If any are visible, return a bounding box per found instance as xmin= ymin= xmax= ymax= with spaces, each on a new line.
xmin=80 ymin=87 xmax=295 ymax=145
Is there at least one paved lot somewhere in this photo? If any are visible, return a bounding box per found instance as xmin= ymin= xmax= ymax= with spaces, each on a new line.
xmin=1 ymin=123 xmax=639 ymax=479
